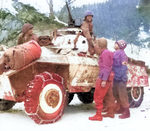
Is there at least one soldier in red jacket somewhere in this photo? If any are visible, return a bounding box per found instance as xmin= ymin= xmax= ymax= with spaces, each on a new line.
xmin=89 ymin=38 xmax=115 ymax=121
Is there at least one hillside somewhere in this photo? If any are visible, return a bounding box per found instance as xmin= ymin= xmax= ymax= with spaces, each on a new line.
xmin=0 ymin=2 xmax=66 ymax=47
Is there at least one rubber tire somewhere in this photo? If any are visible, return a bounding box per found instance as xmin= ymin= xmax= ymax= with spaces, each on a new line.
xmin=0 ymin=99 xmax=16 ymax=111
xmin=77 ymin=88 xmax=94 ymax=104
xmin=127 ymin=87 xmax=144 ymax=108
xmin=24 ymin=72 xmax=66 ymax=124
xmin=67 ymin=93 xmax=74 ymax=104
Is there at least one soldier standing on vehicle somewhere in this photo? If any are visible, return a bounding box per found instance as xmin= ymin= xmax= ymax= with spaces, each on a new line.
xmin=80 ymin=10 xmax=95 ymax=55
xmin=17 ymin=23 xmax=38 ymax=45
xmin=89 ymin=38 xmax=116 ymax=121
xmin=112 ymin=40 xmax=130 ymax=119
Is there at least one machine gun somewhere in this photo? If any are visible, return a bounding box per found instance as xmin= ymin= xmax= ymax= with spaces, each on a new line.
xmin=66 ymin=1 xmax=82 ymax=27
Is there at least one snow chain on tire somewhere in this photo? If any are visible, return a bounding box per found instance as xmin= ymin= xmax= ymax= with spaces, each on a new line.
xmin=24 ymin=72 xmax=66 ymax=124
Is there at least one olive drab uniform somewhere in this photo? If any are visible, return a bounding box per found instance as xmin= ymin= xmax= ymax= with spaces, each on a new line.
xmin=81 ymin=20 xmax=93 ymax=40
xmin=17 ymin=23 xmax=38 ymax=45
xmin=81 ymin=10 xmax=95 ymax=55
xmin=17 ymin=33 xmax=38 ymax=45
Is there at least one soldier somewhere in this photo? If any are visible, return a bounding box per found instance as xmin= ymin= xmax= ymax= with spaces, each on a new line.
xmin=112 ymin=40 xmax=130 ymax=119
xmin=17 ymin=23 xmax=38 ymax=45
xmin=80 ymin=10 xmax=95 ymax=55
xmin=89 ymin=38 xmax=115 ymax=121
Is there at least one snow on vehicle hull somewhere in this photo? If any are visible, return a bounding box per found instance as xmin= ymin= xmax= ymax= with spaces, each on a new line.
xmin=0 ymin=73 xmax=15 ymax=101
xmin=127 ymin=58 xmax=149 ymax=87
xmin=38 ymin=48 xmax=99 ymax=93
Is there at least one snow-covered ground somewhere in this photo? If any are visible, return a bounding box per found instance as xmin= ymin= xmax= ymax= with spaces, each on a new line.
xmin=1 ymin=32 xmax=150 ymax=130
xmin=1 ymin=1 xmax=150 ymax=130
xmin=0 ymin=81 xmax=150 ymax=131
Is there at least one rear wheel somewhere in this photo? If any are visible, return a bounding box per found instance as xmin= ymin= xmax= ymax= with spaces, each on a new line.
xmin=77 ymin=88 xmax=94 ymax=104
xmin=127 ymin=87 xmax=144 ymax=108
xmin=24 ymin=72 xmax=66 ymax=124
xmin=0 ymin=99 xmax=16 ymax=111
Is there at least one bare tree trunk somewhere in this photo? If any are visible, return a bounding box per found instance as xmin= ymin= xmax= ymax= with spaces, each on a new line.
xmin=50 ymin=0 xmax=54 ymax=16
xmin=46 ymin=0 xmax=54 ymax=17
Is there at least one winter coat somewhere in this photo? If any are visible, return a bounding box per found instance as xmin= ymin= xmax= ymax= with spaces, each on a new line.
xmin=80 ymin=20 xmax=93 ymax=40
xmin=17 ymin=33 xmax=38 ymax=45
xmin=112 ymin=50 xmax=128 ymax=82
xmin=98 ymin=49 xmax=113 ymax=81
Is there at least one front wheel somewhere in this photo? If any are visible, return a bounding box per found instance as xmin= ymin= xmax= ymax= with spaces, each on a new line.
xmin=0 ymin=99 xmax=16 ymax=111
xmin=77 ymin=88 xmax=94 ymax=104
xmin=24 ymin=72 xmax=66 ymax=124
xmin=127 ymin=87 xmax=144 ymax=108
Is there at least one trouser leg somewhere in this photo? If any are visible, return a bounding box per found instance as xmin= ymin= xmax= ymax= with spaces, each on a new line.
xmin=113 ymin=80 xmax=129 ymax=108
xmin=102 ymin=83 xmax=116 ymax=118
xmin=89 ymin=78 xmax=112 ymax=121
xmin=113 ymin=80 xmax=130 ymax=118
xmin=104 ymin=84 xmax=115 ymax=108
xmin=94 ymin=78 xmax=112 ymax=110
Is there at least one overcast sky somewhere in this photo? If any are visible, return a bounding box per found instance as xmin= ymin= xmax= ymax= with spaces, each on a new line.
xmin=0 ymin=0 xmax=107 ymax=14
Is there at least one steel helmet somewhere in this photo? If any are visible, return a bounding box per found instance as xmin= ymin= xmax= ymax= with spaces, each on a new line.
xmin=116 ymin=40 xmax=127 ymax=50
xmin=84 ymin=10 xmax=93 ymax=18
xmin=22 ymin=23 xmax=33 ymax=34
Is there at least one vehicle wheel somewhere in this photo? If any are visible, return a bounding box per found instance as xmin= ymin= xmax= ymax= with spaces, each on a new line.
xmin=0 ymin=99 xmax=16 ymax=111
xmin=77 ymin=88 xmax=94 ymax=104
xmin=127 ymin=87 xmax=144 ymax=108
xmin=24 ymin=72 xmax=66 ymax=124
xmin=67 ymin=93 xmax=74 ymax=104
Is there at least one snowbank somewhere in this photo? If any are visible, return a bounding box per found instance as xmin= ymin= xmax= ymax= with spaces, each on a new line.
xmin=107 ymin=39 xmax=150 ymax=68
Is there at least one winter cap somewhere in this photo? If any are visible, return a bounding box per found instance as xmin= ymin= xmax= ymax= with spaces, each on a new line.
xmin=96 ymin=38 xmax=107 ymax=48
xmin=116 ymin=40 xmax=127 ymax=50
xmin=22 ymin=23 xmax=33 ymax=34
xmin=84 ymin=10 xmax=93 ymax=18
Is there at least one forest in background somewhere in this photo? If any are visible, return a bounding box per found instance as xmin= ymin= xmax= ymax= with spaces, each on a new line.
xmin=0 ymin=0 xmax=150 ymax=48
xmin=57 ymin=0 xmax=150 ymax=48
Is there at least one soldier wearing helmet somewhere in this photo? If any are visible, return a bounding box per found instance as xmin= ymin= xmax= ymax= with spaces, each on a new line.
xmin=17 ymin=23 xmax=38 ymax=45
xmin=80 ymin=10 xmax=95 ymax=55
xmin=111 ymin=40 xmax=130 ymax=119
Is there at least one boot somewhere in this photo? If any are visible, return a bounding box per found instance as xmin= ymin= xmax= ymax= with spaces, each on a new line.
xmin=115 ymin=106 xmax=124 ymax=114
xmin=114 ymin=102 xmax=120 ymax=112
xmin=102 ymin=107 xmax=115 ymax=118
xmin=102 ymin=107 xmax=108 ymax=112
xmin=119 ymin=108 xmax=130 ymax=119
xmin=89 ymin=109 xmax=102 ymax=121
